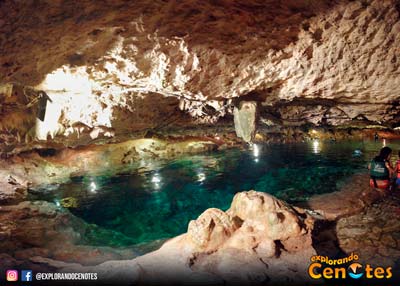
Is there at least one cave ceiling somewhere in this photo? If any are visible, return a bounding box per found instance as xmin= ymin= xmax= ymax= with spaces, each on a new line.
xmin=0 ymin=0 xmax=400 ymax=132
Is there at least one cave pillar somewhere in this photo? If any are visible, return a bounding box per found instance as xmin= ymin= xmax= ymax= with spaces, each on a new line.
xmin=233 ymin=101 xmax=257 ymax=143
xmin=34 ymin=92 xmax=62 ymax=140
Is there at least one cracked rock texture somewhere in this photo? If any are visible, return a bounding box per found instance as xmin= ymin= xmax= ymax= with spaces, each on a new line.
xmin=2 ymin=185 xmax=399 ymax=284
xmin=0 ymin=137 xmax=220 ymax=193
xmin=233 ymin=101 xmax=257 ymax=143
xmin=1 ymin=0 xmax=400 ymax=151
xmin=35 ymin=191 xmax=317 ymax=285
xmin=336 ymin=193 xmax=400 ymax=268
xmin=0 ymin=201 xmax=139 ymax=266
xmin=187 ymin=191 xmax=316 ymax=284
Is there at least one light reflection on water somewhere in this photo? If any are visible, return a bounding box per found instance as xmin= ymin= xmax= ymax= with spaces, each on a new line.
xmin=28 ymin=139 xmax=400 ymax=247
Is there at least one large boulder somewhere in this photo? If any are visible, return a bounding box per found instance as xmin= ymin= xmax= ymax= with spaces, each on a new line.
xmin=184 ymin=191 xmax=316 ymax=284
xmin=187 ymin=208 xmax=237 ymax=252
xmin=187 ymin=191 xmax=314 ymax=254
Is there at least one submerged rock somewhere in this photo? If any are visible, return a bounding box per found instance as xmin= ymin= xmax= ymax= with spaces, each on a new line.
xmin=0 ymin=200 xmax=139 ymax=267
xmin=0 ymin=138 xmax=220 ymax=189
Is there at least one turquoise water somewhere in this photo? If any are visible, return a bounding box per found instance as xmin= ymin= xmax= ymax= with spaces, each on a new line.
xmin=28 ymin=140 xmax=400 ymax=248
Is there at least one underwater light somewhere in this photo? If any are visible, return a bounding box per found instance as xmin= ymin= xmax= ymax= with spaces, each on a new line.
xmin=151 ymin=174 xmax=161 ymax=183
xmin=89 ymin=181 xmax=97 ymax=193
xmin=253 ymin=144 xmax=260 ymax=157
xmin=313 ymin=140 xmax=320 ymax=154
xmin=197 ymin=172 xmax=206 ymax=182
xmin=151 ymin=173 xmax=162 ymax=189
xmin=353 ymin=149 xmax=363 ymax=157
xmin=55 ymin=200 xmax=61 ymax=207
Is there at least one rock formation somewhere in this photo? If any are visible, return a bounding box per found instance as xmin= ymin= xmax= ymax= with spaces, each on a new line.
xmin=186 ymin=191 xmax=316 ymax=284
xmin=0 ymin=0 xmax=400 ymax=152
xmin=1 ymin=1 xmax=400 ymax=284
xmin=29 ymin=191 xmax=317 ymax=285
xmin=0 ymin=200 xmax=140 ymax=267
xmin=2 ymin=178 xmax=400 ymax=284
xmin=0 ymin=137 xmax=223 ymax=197
xmin=233 ymin=101 xmax=257 ymax=143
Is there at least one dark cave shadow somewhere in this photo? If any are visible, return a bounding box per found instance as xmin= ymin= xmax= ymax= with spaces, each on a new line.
xmin=308 ymin=210 xmax=400 ymax=286
xmin=312 ymin=219 xmax=346 ymax=259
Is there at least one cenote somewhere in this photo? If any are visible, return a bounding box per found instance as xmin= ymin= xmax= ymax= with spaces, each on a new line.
xmin=28 ymin=140 xmax=398 ymax=249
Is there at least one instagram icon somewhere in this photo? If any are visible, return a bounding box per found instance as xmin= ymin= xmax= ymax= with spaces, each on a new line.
xmin=6 ymin=270 xmax=18 ymax=281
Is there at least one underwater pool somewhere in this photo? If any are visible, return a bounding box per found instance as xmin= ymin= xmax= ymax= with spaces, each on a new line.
xmin=28 ymin=139 xmax=400 ymax=248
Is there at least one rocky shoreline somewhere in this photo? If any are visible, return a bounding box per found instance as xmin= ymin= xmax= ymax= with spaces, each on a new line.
xmin=1 ymin=173 xmax=399 ymax=285
xmin=1 ymin=134 xmax=400 ymax=285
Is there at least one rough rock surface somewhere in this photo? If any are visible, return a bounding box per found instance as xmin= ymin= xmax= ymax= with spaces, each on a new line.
xmin=304 ymin=173 xmax=382 ymax=220
xmin=1 ymin=0 xmax=400 ymax=152
xmin=23 ymin=191 xmax=317 ymax=285
xmin=0 ymin=137 xmax=220 ymax=192
xmin=188 ymin=191 xmax=316 ymax=284
xmin=336 ymin=193 xmax=400 ymax=268
xmin=0 ymin=201 xmax=138 ymax=266
xmin=233 ymin=101 xmax=257 ymax=143
xmin=0 ymin=176 xmax=27 ymax=204
xmin=2 ymin=183 xmax=399 ymax=284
